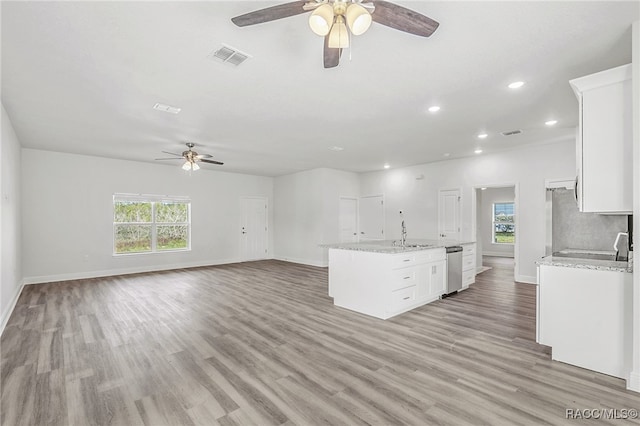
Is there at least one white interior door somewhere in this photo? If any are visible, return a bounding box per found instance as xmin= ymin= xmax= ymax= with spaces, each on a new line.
xmin=438 ymin=189 xmax=461 ymax=241
xmin=240 ymin=197 xmax=268 ymax=261
xmin=339 ymin=197 xmax=359 ymax=243
xmin=359 ymin=195 xmax=384 ymax=240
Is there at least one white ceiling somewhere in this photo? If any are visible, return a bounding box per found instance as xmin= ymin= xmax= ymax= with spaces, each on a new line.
xmin=2 ymin=1 xmax=638 ymax=176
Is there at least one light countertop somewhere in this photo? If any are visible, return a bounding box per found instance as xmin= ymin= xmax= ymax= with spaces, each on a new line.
xmin=536 ymin=255 xmax=632 ymax=273
xmin=322 ymin=239 xmax=475 ymax=254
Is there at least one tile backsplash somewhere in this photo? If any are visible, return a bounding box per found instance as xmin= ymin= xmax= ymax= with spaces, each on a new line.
xmin=552 ymin=188 xmax=629 ymax=252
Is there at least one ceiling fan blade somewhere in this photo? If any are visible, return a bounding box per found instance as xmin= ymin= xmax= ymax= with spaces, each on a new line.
xmin=199 ymin=159 xmax=224 ymax=165
xmin=232 ymin=1 xmax=309 ymax=27
xmin=195 ymin=154 xmax=213 ymax=159
xmin=371 ymin=0 xmax=439 ymax=37
xmin=155 ymin=158 xmax=184 ymax=160
xmin=323 ymin=35 xmax=341 ymax=69
xmin=161 ymin=151 xmax=183 ymax=157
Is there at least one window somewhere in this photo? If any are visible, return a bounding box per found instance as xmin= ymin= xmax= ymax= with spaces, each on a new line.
xmin=493 ymin=202 xmax=515 ymax=244
xmin=113 ymin=194 xmax=190 ymax=254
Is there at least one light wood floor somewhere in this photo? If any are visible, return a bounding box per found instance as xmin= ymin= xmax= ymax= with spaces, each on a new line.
xmin=2 ymin=257 xmax=639 ymax=425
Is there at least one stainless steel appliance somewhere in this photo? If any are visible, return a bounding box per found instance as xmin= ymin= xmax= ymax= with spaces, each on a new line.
xmin=445 ymin=246 xmax=463 ymax=295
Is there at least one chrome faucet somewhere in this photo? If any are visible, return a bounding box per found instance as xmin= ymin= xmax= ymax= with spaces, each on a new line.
xmin=400 ymin=211 xmax=407 ymax=247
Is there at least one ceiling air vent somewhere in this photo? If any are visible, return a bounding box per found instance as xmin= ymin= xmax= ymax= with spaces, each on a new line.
xmin=501 ymin=129 xmax=522 ymax=136
xmin=209 ymin=45 xmax=251 ymax=67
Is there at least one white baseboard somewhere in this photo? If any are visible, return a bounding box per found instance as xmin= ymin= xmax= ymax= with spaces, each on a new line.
xmin=515 ymin=274 xmax=537 ymax=285
xmin=483 ymin=252 xmax=515 ymax=258
xmin=22 ymin=258 xmax=242 ymax=285
xmin=273 ymin=256 xmax=328 ymax=268
xmin=628 ymin=371 xmax=640 ymax=393
xmin=1 ymin=280 xmax=25 ymax=336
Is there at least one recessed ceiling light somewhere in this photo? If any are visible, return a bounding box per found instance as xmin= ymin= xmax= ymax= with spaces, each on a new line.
xmin=545 ymin=120 xmax=558 ymax=126
xmin=153 ymin=103 xmax=181 ymax=114
xmin=477 ymin=133 xmax=488 ymax=139
xmin=508 ymin=81 xmax=525 ymax=89
xmin=428 ymin=106 xmax=441 ymax=113
xmin=481 ymin=187 xmax=487 ymax=190
xmin=474 ymin=149 xmax=483 ymax=154
xmin=384 ymin=164 xmax=390 ymax=169
xmin=328 ymin=146 xmax=344 ymax=151
xmin=443 ymin=153 xmax=451 ymax=157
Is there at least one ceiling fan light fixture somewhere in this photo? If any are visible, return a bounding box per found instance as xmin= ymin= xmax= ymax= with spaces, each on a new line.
xmin=345 ymin=4 xmax=372 ymax=36
xmin=309 ymin=3 xmax=334 ymax=36
xmin=182 ymin=161 xmax=192 ymax=171
xmin=191 ymin=162 xmax=200 ymax=171
xmin=328 ymin=16 xmax=349 ymax=48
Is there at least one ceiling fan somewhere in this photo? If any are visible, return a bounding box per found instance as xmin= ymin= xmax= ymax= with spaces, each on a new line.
xmin=231 ymin=0 xmax=439 ymax=68
xmin=155 ymin=143 xmax=224 ymax=171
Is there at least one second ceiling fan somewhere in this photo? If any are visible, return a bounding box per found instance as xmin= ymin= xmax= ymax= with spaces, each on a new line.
xmin=231 ymin=0 xmax=439 ymax=68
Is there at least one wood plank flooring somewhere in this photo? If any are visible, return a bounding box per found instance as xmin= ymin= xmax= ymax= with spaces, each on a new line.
xmin=2 ymin=257 xmax=639 ymax=425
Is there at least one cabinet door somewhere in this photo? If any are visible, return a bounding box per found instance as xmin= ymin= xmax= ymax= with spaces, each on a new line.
xmin=415 ymin=264 xmax=431 ymax=301
xmin=429 ymin=260 xmax=446 ymax=296
xmin=581 ymin=79 xmax=632 ymax=213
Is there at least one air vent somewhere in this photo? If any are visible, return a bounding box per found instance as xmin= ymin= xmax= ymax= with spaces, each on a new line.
xmin=501 ymin=130 xmax=522 ymax=136
xmin=209 ymin=45 xmax=251 ymax=67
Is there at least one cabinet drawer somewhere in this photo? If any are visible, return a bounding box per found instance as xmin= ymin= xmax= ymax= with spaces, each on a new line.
xmin=391 ymin=254 xmax=416 ymax=268
xmin=462 ymin=256 xmax=475 ymax=271
xmin=390 ymin=286 xmax=416 ymax=313
xmin=462 ymin=244 xmax=475 ymax=256
xmin=391 ymin=268 xmax=417 ymax=291
xmin=463 ymin=269 xmax=475 ymax=286
xmin=392 ymin=249 xmax=446 ymax=268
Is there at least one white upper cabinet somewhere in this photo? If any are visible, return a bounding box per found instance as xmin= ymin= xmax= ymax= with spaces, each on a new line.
xmin=570 ymin=64 xmax=632 ymax=214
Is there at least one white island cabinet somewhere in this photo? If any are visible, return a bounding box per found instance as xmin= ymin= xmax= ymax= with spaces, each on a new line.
xmin=537 ymin=261 xmax=632 ymax=379
xmin=329 ymin=247 xmax=446 ymax=320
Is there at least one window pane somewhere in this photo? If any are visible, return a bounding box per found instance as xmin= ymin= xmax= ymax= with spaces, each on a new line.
xmin=155 ymin=202 xmax=188 ymax=223
xmin=494 ymin=203 xmax=514 ymax=223
xmin=494 ymin=223 xmax=515 ymax=244
xmin=157 ymin=225 xmax=188 ymax=250
xmin=114 ymin=225 xmax=152 ymax=253
xmin=114 ymin=201 xmax=152 ymax=223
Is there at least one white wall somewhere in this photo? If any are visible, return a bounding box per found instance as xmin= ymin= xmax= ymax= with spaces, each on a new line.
xmin=1 ymin=104 xmax=23 ymax=332
xmin=359 ymin=140 xmax=576 ymax=283
xmin=274 ymin=168 xmax=359 ymax=266
xmin=21 ymin=149 xmax=274 ymax=283
xmin=480 ymin=186 xmax=515 ymax=257
xmin=628 ymin=19 xmax=639 ymax=393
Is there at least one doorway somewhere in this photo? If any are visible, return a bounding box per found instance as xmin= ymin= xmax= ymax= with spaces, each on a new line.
xmin=359 ymin=195 xmax=384 ymax=241
xmin=473 ymin=184 xmax=519 ymax=281
xmin=339 ymin=197 xmax=359 ymax=243
xmin=438 ymin=188 xmax=461 ymax=241
xmin=240 ymin=196 xmax=268 ymax=261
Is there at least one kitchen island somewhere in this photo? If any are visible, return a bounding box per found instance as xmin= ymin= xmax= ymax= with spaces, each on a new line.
xmin=536 ymin=254 xmax=632 ymax=379
xmin=325 ymin=240 xmax=475 ymax=320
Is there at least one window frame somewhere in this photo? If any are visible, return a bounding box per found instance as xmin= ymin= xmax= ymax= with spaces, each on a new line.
xmin=113 ymin=194 xmax=191 ymax=256
xmin=492 ymin=201 xmax=515 ymax=245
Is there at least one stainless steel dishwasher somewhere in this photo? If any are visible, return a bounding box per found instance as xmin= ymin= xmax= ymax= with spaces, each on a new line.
xmin=444 ymin=246 xmax=463 ymax=296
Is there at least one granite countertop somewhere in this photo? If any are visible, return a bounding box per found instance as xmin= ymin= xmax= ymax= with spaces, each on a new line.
xmin=322 ymin=239 xmax=475 ymax=254
xmin=536 ymin=255 xmax=632 ymax=273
